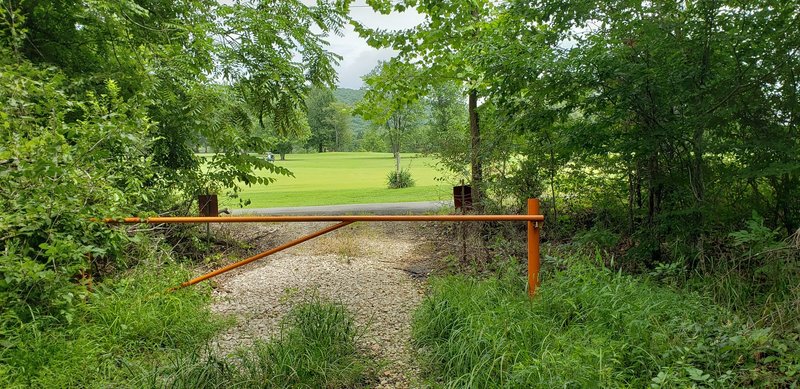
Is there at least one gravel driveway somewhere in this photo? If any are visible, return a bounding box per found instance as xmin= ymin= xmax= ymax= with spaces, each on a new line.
xmin=209 ymin=221 xmax=441 ymax=388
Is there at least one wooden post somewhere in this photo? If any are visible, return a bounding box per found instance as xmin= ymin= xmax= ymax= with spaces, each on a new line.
xmin=528 ymin=198 xmax=541 ymax=297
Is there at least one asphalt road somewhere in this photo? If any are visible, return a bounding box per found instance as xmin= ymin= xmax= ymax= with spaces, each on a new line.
xmin=230 ymin=200 xmax=451 ymax=216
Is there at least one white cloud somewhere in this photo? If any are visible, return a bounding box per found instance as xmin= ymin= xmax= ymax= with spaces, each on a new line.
xmin=328 ymin=5 xmax=424 ymax=89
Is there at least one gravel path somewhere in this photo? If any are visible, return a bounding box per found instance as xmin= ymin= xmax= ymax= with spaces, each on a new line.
xmin=209 ymin=222 xmax=440 ymax=388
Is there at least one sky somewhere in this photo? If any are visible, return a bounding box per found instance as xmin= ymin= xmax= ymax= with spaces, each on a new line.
xmin=329 ymin=3 xmax=424 ymax=89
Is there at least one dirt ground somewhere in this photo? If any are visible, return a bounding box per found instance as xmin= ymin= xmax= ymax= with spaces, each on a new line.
xmin=208 ymin=221 xmax=444 ymax=388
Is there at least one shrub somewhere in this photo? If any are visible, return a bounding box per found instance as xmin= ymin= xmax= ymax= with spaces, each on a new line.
xmin=573 ymin=226 xmax=621 ymax=252
xmin=1 ymin=60 xmax=161 ymax=332
xmin=386 ymin=169 xmax=415 ymax=189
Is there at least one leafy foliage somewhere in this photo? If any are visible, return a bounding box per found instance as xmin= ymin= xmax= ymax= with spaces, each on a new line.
xmin=355 ymin=0 xmax=501 ymax=208
xmin=216 ymin=0 xmax=348 ymax=138
xmin=0 ymin=59 xmax=159 ymax=328
xmin=306 ymin=87 xmax=353 ymax=152
xmin=0 ymin=1 xmax=354 ymax=385
xmin=333 ymin=87 xmax=370 ymax=140
xmin=356 ymin=61 xmax=425 ymax=180
xmin=482 ymin=0 xmax=800 ymax=237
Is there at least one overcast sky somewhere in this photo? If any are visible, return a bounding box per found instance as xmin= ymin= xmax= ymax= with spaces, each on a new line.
xmin=330 ymin=4 xmax=424 ymax=89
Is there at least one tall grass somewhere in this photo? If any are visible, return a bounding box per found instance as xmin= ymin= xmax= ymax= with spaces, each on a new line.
xmin=413 ymin=257 xmax=798 ymax=387
xmin=152 ymin=298 xmax=377 ymax=388
xmin=0 ymin=265 xmax=223 ymax=388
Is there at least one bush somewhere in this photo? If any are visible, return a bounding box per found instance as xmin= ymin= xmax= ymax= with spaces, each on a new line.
xmin=386 ymin=169 xmax=415 ymax=189
xmin=1 ymin=60 xmax=162 ymax=332
xmin=412 ymin=258 xmax=799 ymax=387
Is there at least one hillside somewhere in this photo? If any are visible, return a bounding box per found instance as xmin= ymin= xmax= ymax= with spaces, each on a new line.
xmin=333 ymin=87 xmax=366 ymax=106
xmin=334 ymin=87 xmax=370 ymax=137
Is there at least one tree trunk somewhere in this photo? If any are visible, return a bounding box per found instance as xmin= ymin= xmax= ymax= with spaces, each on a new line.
xmin=775 ymin=174 xmax=798 ymax=234
xmin=691 ymin=129 xmax=705 ymax=219
xmin=549 ymin=144 xmax=558 ymax=224
xmin=394 ymin=151 xmax=401 ymax=180
xmin=468 ymin=89 xmax=483 ymax=211
xmin=628 ymin=165 xmax=635 ymax=233
xmin=647 ymin=155 xmax=662 ymax=225
xmin=392 ymin=115 xmax=403 ymax=181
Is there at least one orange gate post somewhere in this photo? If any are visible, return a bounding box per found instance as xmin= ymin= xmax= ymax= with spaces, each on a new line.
xmin=528 ymin=198 xmax=541 ymax=297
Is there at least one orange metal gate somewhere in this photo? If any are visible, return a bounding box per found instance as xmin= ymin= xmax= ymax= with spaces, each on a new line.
xmin=108 ymin=199 xmax=544 ymax=296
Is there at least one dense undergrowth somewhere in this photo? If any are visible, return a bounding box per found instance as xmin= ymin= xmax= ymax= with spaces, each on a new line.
xmin=150 ymin=298 xmax=377 ymax=388
xmin=413 ymin=256 xmax=800 ymax=388
xmin=0 ymin=262 xmax=376 ymax=388
xmin=0 ymin=264 xmax=222 ymax=388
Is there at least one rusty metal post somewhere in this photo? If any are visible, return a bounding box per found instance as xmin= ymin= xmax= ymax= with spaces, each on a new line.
xmin=528 ymin=198 xmax=541 ymax=297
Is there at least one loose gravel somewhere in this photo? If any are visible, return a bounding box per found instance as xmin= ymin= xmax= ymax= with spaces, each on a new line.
xmin=209 ymin=222 xmax=441 ymax=388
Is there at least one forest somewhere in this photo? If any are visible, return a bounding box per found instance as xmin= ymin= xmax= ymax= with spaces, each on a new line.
xmin=1 ymin=0 xmax=799 ymax=387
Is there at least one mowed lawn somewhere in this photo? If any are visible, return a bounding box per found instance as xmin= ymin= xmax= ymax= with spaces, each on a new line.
xmin=223 ymin=152 xmax=452 ymax=208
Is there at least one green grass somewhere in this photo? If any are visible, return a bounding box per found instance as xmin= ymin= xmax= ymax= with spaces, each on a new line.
xmin=412 ymin=257 xmax=797 ymax=387
xmin=220 ymin=152 xmax=451 ymax=208
xmin=151 ymin=298 xmax=377 ymax=388
xmin=0 ymin=265 xmax=223 ymax=388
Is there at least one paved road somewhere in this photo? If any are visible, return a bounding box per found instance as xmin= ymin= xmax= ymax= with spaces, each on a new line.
xmin=230 ymin=200 xmax=451 ymax=216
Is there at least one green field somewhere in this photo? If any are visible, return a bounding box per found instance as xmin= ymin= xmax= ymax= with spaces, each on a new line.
xmin=224 ymin=152 xmax=452 ymax=208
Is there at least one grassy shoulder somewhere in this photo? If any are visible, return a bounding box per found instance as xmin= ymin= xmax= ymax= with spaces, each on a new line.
xmin=412 ymin=257 xmax=799 ymax=387
xmin=217 ymin=152 xmax=451 ymax=208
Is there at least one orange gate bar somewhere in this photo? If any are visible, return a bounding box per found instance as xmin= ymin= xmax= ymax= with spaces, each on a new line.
xmin=108 ymin=199 xmax=543 ymax=296
xmin=108 ymin=215 xmax=544 ymax=223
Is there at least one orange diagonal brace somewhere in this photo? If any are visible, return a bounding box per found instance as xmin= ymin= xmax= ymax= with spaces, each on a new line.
xmin=173 ymin=221 xmax=353 ymax=290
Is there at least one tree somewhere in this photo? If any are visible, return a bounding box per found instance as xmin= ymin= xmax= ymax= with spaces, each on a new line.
xmin=355 ymin=0 xmax=498 ymax=208
xmin=480 ymin=0 xmax=800 ymax=244
xmin=359 ymin=127 xmax=386 ymax=152
xmin=274 ymin=138 xmax=294 ymax=160
xmin=216 ymin=0 xmax=347 ymax=137
xmin=330 ymin=102 xmax=354 ymax=151
xmin=306 ymin=87 xmax=352 ymax=152
xmin=425 ymin=81 xmax=469 ymax=180
xmin=1 ymin=0 xmax=349 ymax=201
xmin=0 ymin=0 xmax=352 ymax=348
xmin=355 ymin=61 xmax=423 ymax=185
